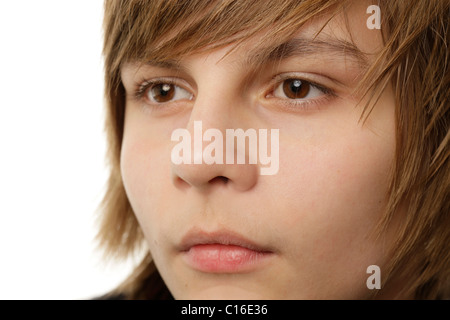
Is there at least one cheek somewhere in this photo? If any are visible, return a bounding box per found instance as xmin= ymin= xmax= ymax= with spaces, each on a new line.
xmin=120 ymin=137 xmax=180 ymax=271
xmin=119 ymin=123 xmax=171 ymax=243
xmin=120 ymin=141 xmax=148 ymax=212
xmin=272 ymin=117 xmax=396 ymax=293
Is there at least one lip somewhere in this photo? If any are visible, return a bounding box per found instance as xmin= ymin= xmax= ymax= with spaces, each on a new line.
xmin=178 ymin=229 xmax=274 ymax=273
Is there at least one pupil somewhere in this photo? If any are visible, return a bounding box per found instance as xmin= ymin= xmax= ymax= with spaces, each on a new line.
xmin=290 ymin=80 xmax=302 ymax=93
xmin=283 ymin=79 xmax=310 ymax=99
xmin=160 ymin=84 xmax=171 ymax=96
xmin=151 ymin=83 xmax=175 ymax=102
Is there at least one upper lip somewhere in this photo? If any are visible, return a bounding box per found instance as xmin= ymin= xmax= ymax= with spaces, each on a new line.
xmin=178 ymin=228 xmax=273 ymax=253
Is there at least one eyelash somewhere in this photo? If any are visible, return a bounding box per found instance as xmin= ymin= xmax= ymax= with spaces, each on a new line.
xmin=134 ymin=75 xmax=336 ymax=112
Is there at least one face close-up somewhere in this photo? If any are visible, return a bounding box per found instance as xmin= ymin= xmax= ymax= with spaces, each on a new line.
xmin=119 ymin=1 xmax=400 ymax=299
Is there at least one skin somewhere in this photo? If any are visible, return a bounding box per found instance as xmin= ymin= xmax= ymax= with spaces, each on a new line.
xmin=120 ymin=2 xmax=400 ymax=299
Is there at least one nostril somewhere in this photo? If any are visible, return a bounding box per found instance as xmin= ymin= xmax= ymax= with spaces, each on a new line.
xmin=209 ymin=176 xmax=229 ymax=185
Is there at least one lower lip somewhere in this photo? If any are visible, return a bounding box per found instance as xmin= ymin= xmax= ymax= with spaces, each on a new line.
xmin=182 ymin=244 xmax=271 ymax=273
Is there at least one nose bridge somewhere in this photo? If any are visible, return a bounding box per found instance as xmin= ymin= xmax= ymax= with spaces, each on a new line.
xmin=170 ymin=67 xmax=260 ymax=192
xmin=186 ymin=58 xmax=241 ymax=131
xmin=186 ymin=89 xmax=233 ymax=134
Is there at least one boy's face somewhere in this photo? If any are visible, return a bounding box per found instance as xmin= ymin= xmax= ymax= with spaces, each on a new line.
xmin=120 ymin=2 xmax=398 ymax=299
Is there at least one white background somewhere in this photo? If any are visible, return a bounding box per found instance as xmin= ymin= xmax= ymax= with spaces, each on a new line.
xmin=0 ymin=1 xmax=136 ymax=299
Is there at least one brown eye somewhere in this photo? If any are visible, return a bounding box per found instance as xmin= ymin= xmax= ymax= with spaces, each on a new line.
xmin=150 ymin=83 xmax=175 ymax=103
xmin=272 ymin=78 xmax=324 ymax=102
xmin=146 ymin=82 xmax=192 ymax=103
xmin=282 ymin=79 xmax=310 ymax=99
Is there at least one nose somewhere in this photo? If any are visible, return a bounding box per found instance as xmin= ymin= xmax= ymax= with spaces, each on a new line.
xmin=172 ymin=157 xmax=259 ymax=192
xmin=170 ymin=97 xmax=259 ymax=193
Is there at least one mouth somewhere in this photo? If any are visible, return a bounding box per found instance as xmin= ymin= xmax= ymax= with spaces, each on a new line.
xmin=178 ymin=228 xmax=274 ymax=273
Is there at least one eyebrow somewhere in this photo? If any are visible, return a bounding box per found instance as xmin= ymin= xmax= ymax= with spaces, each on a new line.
xmin=247 ymin=37 xmax=369 ymax=69
xmin=144 ymin=37 xmax=369 ymax=72
xmin=144 ymin=59 xmax=183 ymax=70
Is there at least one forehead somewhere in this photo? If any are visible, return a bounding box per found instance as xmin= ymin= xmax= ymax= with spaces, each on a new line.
xmin=128 ymin=0 xmax=382 ymax=71
xmin=246 ymin=1 xmax=381 ymax=63
xmin=313 ymin=1 xmax=384 ymax=58
xmin=125 ymin=1 xmax=382 ymax=76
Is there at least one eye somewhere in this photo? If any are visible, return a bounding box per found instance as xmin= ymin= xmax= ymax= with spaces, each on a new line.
xmin=273 ymin=79 xmax=324 ymax=100
xmin=145 ymin=82 xmax=193 ymax=103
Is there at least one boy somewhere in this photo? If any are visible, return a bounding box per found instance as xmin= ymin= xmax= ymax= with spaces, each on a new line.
xmin=98 ymin=0 xmax=449 ymax=299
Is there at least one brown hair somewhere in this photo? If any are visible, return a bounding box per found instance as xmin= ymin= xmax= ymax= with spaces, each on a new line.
xmin=98 ymin=0 xmax=449 ymax=299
